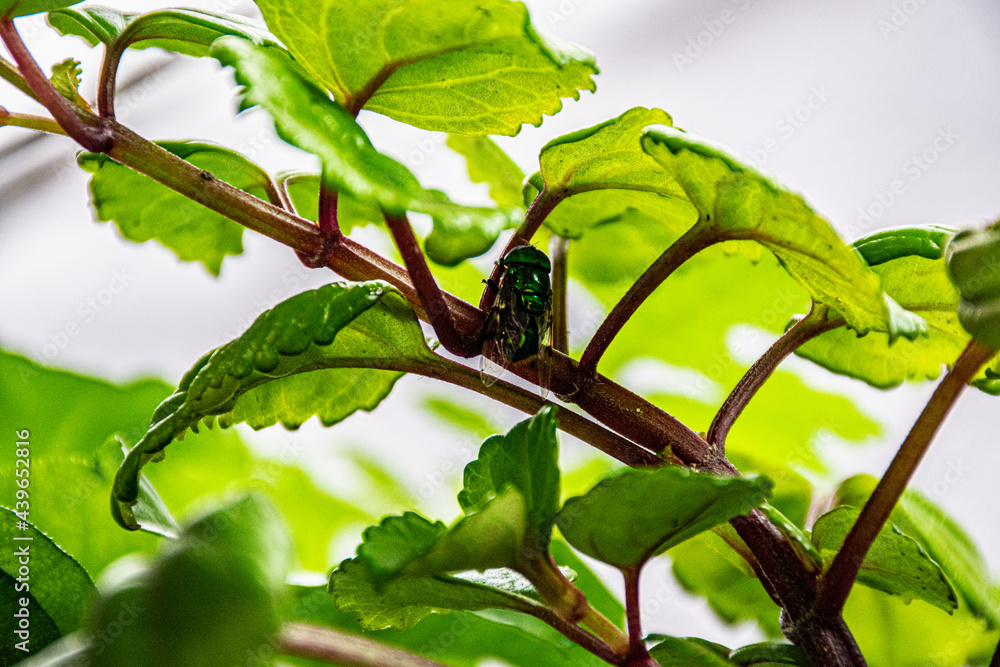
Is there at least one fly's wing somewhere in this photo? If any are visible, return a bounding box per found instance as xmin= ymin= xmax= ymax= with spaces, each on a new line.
xmin=534 ymin=308 xmax=552 ymax=399
xmin=479 ymin=307 xmax=507 ymax=388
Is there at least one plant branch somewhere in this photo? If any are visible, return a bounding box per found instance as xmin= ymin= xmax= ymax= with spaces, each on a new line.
xmin=0 ymin=53 xmax=36 ymax=100
xmin=0 ymin=107 xmax=66 ymax=134
xmin=479 ymin=188 xmax=561 ymax=310
xmin=579 ymin=224 xmax=715 ymax=375
xmin=622 ymin=567 xmax=648 ymax=662
xmin=816 ymin=338 xmax=997 ymax=617
xmin=0 ymin=18 xmax=111 ymax=152
xmin=385 ymin=212 xmax=479 ymax=356
xmin=318 ymin=185 xmax=341 ymax=235
xmin=707 ymin=305 xmax=834 ymax=452
xmin=551 ymin=234 xmax=569 ymax=354
xmin=278 ymin=622 xmax=447 ymax=667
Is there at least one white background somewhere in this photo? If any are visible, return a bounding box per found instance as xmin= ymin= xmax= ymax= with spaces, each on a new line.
xmin=1 ymin=0 xmax=999 ymax=651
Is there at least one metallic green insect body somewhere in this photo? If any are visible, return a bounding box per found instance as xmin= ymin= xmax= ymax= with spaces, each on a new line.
xmin=481 ymin=245 xmax=552 ymax=389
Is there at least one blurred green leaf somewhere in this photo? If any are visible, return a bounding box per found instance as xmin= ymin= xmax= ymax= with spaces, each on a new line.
xmin=643 ymin=129 xmax=925 ymax=341
xmin=0 ymin=510 xmax=94 ymax=659
xmin=279 ymin=172 xmax=384 ymax=233
xmin=447 ymin=135 xmax=526 ymax=208
xmin=844 ymin=585 xmax=997 ymax=667
xmin=2 ymin=0 xmax=78 ymax=18
xmin=252 ymin=0 xmax=597 ymax=135
xmin=212 ymin=37 xmax=518 ymax=264
xmin=834 ymin=474 xmax=1000 ymax=627
xmin=556 ymin=466 xmax=772 ymax=570
xmin=812 ymin=505 xmax=957 ymax=613
xmin=48 ymin=5 xmax=277 ymax=56
xmin=670 ymin=535 xmax=782 ymax=637
xmin=83 ymin=494 xmax=291 ymax=667
xmin=421 ymin=396 xmax=500 ymax=441
xmin=111 ymin=281 xmax=435 ymax=530
xmin=78 ymin=142 xmax=274 ymax=275
xmin=728 ymin=642 xmax=811 ymax=666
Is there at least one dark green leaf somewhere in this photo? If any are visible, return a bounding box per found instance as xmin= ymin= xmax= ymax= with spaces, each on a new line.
xmin=458 ymin=405 xmax=560 ymax=553
xmin=648 ymin=635 xmax=733 ymax=666
xmin=2 ymin=0 xmax=78 ymax=18
xmin=728 ymin=642 xmax=811 ymax=666
xmin=356 ymin=512 xmax=448 ymax=582
xmin=78 ymin=141 xmax=273 ymax=274
xmin=252 ymin=0 xmax=598 ymax=135
xmin=834 ymin=474 xmax=999 ymax=626
xmin=0 ymin=510 xmax=94 ymax=657
xmin=49 ymin=57 xmax=88 ymax=108
xmin=812 ymin=505 xmax=957 ymax=613
xmin=212 ymin=37 xmax=516 ymax=263
xmin=447 ymin=135 xmax=526 ymax=208
xmin=643 ymin=128 xmax=926 ymax=340
xmin=48 ymin=6 xmax=277 ymax=57
xmin=111 ymin=281 xmax=436 ymax=530
xmin=83 ymin=494 xmax=291 ymax=667
xmin=556 ymin=466 xmax=772 ymax=569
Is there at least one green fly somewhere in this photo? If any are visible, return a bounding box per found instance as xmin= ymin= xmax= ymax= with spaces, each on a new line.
xmin=480 ymin=245 xmax=552 ymax=393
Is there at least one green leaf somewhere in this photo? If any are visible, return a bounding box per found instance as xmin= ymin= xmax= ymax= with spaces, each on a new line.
xmin=356 ymin=512 xmax=448 ymax=582
xmin=0 ymin=510 xmax=94 ymax=657
xmin=458 ymin=405 xmax=560 ymax=552
xmin=946 ymin=226 xmax=1000 ymax=350
xmin=212 ymin=37 xmax=517 ymax=263
xmin=49 ymin=57 xmax=88 ymax=108
xmin=728 ymin=642 xmax=811 ymax=666
xmin=290 ymin=584 xmax=608 ymax=666
xmin=83 ymin=494 xmax=291 ymax=667
xmin=834 ymin=474 xmax=999 ymax=626
xmin=537 ymin=107 xmax=696 ymax=239
xmin=791 ymin=226 xmax=1000 ymax=392
xmin=758 ymin=502 xmax=822 ymax=573
xmin=2 ymin=0 xmax=78 ymax=19
xmin=252 ymin=0 xmax=598 ymax=134
xmin=111 ymin=281 xmax=435 ymax=530
xmin=48 ymin=6 xmax=277 ymax=57
xmin=447 ymin=135 xmax=526 ymax=208
xmin=330 ymin=558 xmax=541 ymax=631
xmin=421 ymin=395 xmax=500 ymax=441
xmin=556 ymin=466 xmax=772 ymax=569
xmin=642 ymin=128 xmax=925 ymax=340
xmin=279 ymin=172 xmax=384 ymax=233
xmin=78 ymin=141 xmax=273 ymax=274
xmin=549 ymin=539 xmax=625 ymax=626
xmin=648 ymin=635 xmax=733 ymax=666
xmin=812 ymin=505 xmax=957 ymax=613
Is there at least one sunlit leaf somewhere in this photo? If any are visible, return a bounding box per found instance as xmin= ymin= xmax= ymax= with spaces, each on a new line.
xmin=447 ymin=135 xmax=525 ymax=208
xmin=643 ymin=128 xmax=926 ymax=340
xmin=212 ymin=37 xmax=518 ymax=264
xmin=2 ymin=0 xmax=79 ymax=18
xmin=252 ymin=0 xmax=597 ymax=135
xmin=49 ymin=57 xmax=88 ymax=108
xmin=78 ymin=142 xmax=273 ymax=275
